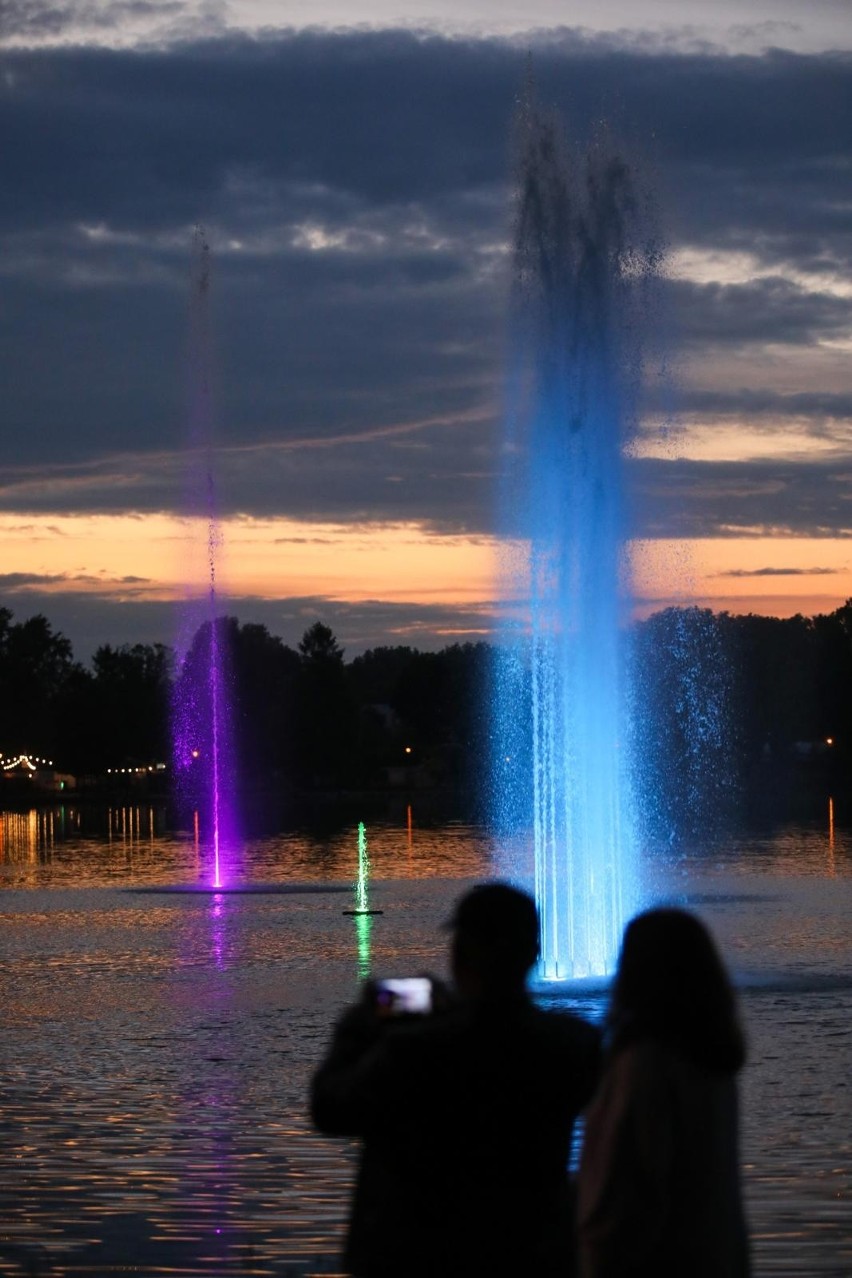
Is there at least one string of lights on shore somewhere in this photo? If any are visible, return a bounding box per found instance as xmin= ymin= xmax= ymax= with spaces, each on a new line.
xmin=106 ymin=764 xmax=168 ymax=775
xmin=1 ymin=754 xmax=167 ymax=775
xmin=1 ymin=754 xmax=54 ymax=771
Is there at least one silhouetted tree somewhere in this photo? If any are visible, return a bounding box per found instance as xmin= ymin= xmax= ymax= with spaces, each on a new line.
xmin=3 ymin=598 xmax=852 ymax=807
xmin=348 ymin=646 xmax=417 ymax=706
xmin=0 ymin=609 xmax=79 ymax=758
xmin=813 ymin=603 xmax=852 ymax=750
xmin=296 ymin=622 xmax=357 ymax=786
xmin=230 ymin=622 xmax=301 ymax=782
xmin=81 ymin=643 xmax=173 ymax=773
xmin=729 ymin=612 xmax=817 ymax=765
xmin=393 ymin=643 xmax=492 ymax=786
xmin=347 ymin=647 xmax=418 ymax=783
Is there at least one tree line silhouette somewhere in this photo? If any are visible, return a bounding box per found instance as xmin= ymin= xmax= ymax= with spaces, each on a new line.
xmin=1 ymin=602 xmax=850 ymax=816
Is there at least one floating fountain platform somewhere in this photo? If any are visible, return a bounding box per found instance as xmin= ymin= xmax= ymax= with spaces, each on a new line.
xmin=128 ymin=883 xmax=352 ymax=896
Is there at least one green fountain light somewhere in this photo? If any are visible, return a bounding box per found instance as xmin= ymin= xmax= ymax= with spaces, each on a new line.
xmin=342 ymin=821 xmax=383 ymax=917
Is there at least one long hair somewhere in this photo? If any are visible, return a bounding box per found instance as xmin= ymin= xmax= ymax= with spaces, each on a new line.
xmin=607 ymin=908 xmax=746 ymax=1073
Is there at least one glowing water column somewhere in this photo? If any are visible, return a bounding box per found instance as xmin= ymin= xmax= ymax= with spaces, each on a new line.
xmin=495 ymin=106 xmax=658 ymax=978
xmin=356 ymin=824 xmax=373 ymax=979
xmin=171 ymin=229 xmax=238 ymax=888
xmin=342 ymin=822 xmax=380 ymax=978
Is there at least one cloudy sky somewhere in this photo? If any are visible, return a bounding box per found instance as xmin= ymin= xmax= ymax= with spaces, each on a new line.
xmin=1 ymin=1 xmax=850 ymax=659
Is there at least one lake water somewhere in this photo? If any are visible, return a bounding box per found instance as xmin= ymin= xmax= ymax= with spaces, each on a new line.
xmin=0 ymin=801 xmax=850 ymax=1276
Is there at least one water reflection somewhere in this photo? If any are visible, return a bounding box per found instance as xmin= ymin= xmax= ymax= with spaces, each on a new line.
xmin=0 ymin=803 xmax=471 ymax=888
xmin=352 ymin=822 xmax=374 ymax=982
xmin=652 ymin=817 xmax=852 ymax=879
xmin=0 ymin=813 xmax=850 ymax=1274
xmin=210 ymin=892 xmax=227 ymax=971
xmin=169 ymin=897 xmax=237 ymax=1272
xmin=0 ymin=808 xmax=56 ymax=862
xmin=107 ymin=803 xmax=158 ymax=851
xmin=2 ymin=799 xmax=850 ymax=895
xmin=355 ymin=912 xmax=373 ymax=983
xmin=828 ymin=796 xmax=836 ymax=876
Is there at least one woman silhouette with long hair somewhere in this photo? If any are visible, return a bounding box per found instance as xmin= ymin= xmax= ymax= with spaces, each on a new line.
xmin=578 ymin=908 xmax=750 ymax=1277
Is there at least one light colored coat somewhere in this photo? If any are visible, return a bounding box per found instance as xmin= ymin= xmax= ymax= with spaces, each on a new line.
xmin=578 ymin=1039 xmax=750 ymax=1278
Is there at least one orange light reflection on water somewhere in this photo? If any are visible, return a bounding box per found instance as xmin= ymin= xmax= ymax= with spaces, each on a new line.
xmin=828 ymin=796 xmax=836 ymax=876
xmin=0 ymin=809 xmax=56 ymax=863
xmin=1 ymin=805 xmax=851 ymax=890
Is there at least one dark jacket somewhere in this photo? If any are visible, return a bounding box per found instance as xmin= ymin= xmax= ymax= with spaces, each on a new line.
xmin=578 ymin=1039 xmax=750 ymax=1278
xmin=311 ymin=993 xmax=601 ymax=1278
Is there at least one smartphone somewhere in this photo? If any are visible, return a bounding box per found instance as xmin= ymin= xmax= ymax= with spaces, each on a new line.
xmin=375 ymin=977 xmax=433 ymax=1015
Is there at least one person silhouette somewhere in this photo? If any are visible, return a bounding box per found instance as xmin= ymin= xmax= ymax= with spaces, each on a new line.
xmin=311 ymin=882 xmax=601 ymax=1278
xmin=577 ymin=907 xmax=750 ymax=1277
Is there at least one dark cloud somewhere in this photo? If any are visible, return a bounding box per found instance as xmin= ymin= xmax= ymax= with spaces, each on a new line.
xmin=0 ymin=571 xmax=73 ymax=588
xmin=0 ymin=569 xmax=153 ymax=589
xmin=2 ymin=34 xmax=849 ymax=478
xmin=671 ymin=276 xmax=852 ymax=349
xmin=3 ymin=429 xmax=852 ymax=548
xmin=714 ymin=566 xmax=839 ymax=578
xmin=0 ymin=412 xmax=499 ymax=533
xmin=0 ymin=589 xmax=504 ymax=665
xmin=0 ymin=591 xmax=177 ymax=662
xmin=632 ymin=589 xmax=848 ymax=619
xmin=632 ymin=455 xmax=852 ymax=540
xmin=1 ymin=26 xmax=851 ymax=656
xmin=655 ymin=389 xmax=852 ymax=422
xmin=0 ymin=1 xmax=185 ymax=40
xmin=0 ymin=181 xmax=506 ymax=465
xmin=3 ymin=34 xmax=849 ymax=225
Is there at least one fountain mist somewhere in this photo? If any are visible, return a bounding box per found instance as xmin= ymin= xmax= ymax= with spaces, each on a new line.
xmin=171 ymin=229 xmax=238 ymax=887
xmin=494 ymin=105 xmax=661 ymax=978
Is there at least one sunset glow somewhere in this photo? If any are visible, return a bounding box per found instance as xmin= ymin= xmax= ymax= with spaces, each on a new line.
xmin=3 ymin=510 xmax=851 ymax=649
xmin=0 ymin=512 xmax=498 ymax=608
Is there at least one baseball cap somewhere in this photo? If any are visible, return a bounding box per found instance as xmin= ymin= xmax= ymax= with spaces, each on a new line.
xmin=444 ymin=882 xmax=540 ymax=963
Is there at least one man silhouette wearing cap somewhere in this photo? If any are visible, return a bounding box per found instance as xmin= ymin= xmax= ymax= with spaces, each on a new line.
xmin=311 ymin=882 xmax=601 ymax=1277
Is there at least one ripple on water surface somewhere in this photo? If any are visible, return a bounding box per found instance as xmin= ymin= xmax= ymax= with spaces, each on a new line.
xmin=0 ymin=807 xmax=851 ymax=1274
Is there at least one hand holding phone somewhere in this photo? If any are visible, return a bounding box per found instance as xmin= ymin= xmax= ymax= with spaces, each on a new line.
xmin=374 ymin=977 xmax=433 ymax=1016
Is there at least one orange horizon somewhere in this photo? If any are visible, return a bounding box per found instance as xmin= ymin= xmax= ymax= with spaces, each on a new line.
xmin=0 ymin=513 xmax=850 ymax=634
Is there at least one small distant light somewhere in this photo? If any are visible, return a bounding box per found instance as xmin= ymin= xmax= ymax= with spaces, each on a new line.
xmin=191 ymin=749 xmax=200 ymax=759
xmin=404 ymin=746 xmax=412 ymax=754
xmin=826 ymin=737 xmax=834 ymax=746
